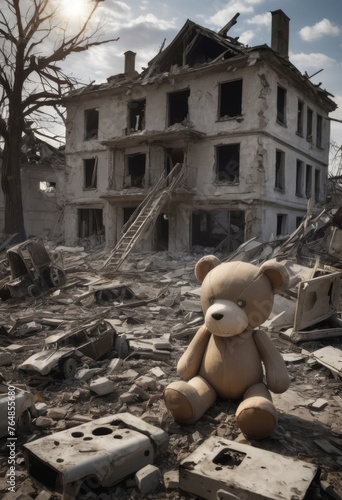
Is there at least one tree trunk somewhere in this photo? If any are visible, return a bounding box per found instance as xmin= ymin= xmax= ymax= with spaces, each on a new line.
xmin=1 ymin=133 xmax=26 ymax=242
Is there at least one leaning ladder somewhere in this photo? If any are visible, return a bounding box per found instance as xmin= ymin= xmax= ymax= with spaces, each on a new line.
xmin=102 ymin=163 xmax=185 ymax=270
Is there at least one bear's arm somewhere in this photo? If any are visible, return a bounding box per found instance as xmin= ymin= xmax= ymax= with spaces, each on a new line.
xmin=253 ymin=329 xmax=290 ymax=393
xmin=177 ymin=324 xmax=211 ymax=380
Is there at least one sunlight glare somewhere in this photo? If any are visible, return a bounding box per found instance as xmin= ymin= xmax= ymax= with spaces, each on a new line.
xmin=62 ymin=0 xmax=87 ymax=18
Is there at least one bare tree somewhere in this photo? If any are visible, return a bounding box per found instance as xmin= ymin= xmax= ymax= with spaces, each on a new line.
xmin=0 ymin=0 xmax=118 ymax=240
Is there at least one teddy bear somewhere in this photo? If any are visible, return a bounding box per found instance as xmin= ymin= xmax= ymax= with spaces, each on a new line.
xmin=164 ymin=255 xmax=290 ymax=439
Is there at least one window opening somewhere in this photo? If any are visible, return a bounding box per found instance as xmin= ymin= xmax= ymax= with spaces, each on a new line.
xmin=296 ymin=160 xmax=304 ymax=196
xmin=314 ymin=169 xmax=321 ymax=202
xmin=128 ymin=99 xmax=146 ymax=133
xmin=276 ymin=214 xmax=287 ymax=236
xmin=84 ymin=108 xmax=99 ymax=140
xmin=277 ymin=86 xmax=286 ymax=125
xmin=275 ymin=150 xmax=285 ymax=190
xmin=84 ymin=158 xmax=98 ymax=189
xmin=39 ymin=181 xmax=56 ymax=193
xmin=219 ymin=80 xmax=242 ymax=118
xmin=296 ymin=216 xmax=303 ymax=228
xmin=168 ymin=89 xmax=190 ymax=126
xmin=305 ymin=165 xmax=312 ymax=198
xmin=307 ymin=108 xmax=313 ymax=142
xmin=125 ymin=154 xmax=146 ymax=188
xmin=316 ymin=115 xmax=323 ymax=148
xmin=216 ymin=144 xmax=240 ymax=183
xmin=297 ymin=100 xmax=304 ymax=135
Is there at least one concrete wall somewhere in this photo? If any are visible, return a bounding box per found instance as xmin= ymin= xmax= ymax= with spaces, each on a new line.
xmin=64 ymin=53 xmax=332 ymax=250
xmin=0 ymin=162 xmax=65 ymax=239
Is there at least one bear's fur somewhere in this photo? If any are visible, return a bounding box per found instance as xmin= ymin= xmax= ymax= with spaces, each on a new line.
xmin=164 ymin=256 xmax=290 ymax=439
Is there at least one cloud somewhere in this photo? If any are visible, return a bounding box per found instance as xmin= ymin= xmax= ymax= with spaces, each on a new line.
xmin=246 ymin=12 xmax=270 ymax=26
xmin=290 ymin=52 xmax=336 ymax=70
xmin=299 ymin=19 xmax=340 ymax=42
xmin=209 ymin=2 xmax=254 ymax=27
xmin=238 ymin=30 xmax=255 ymax=45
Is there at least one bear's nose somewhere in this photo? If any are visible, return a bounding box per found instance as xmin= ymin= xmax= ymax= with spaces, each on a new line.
xmin=212 ymin=313 xmax=224 ymax=321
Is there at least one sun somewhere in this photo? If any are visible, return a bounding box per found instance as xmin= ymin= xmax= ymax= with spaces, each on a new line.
xmin=61 ymin=0 xmax=88 ymax=18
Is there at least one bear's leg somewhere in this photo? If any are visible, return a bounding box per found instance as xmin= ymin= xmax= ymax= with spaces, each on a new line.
xmin=164 ymin=376 xmax=216 ymax=424
xmin=235 ymin=383 xmax=278 ymax=439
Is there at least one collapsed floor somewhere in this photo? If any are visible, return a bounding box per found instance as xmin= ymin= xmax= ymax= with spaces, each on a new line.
xmin=0 ymin=211 xmax=342 ymax=500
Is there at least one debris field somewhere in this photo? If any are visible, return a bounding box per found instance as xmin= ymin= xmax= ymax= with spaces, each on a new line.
xmin=0 ymin=208 xmax=342 ymax=499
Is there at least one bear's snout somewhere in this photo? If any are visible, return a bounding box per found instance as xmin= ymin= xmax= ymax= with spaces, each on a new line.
xmin=205 ymin=299 xmax=248 ymax=337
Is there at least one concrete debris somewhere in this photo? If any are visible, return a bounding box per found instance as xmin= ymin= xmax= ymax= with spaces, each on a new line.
xmin=179 ymin=436 xmax=318 ymax=500
xmin=312 ymin=346 xmax=342 ymax=378
xmin=135 ymin=464 xmax=162 ymax=494
xmin=89 ymin=376 xmax=115 ymax=395
xmin=0 ymin=218 xmax=342 ymax=498
xmin=23 ymin=413 xmax=168 ymax=498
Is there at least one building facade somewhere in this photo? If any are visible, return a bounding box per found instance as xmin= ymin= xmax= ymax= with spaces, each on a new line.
xmin=63 ymin=10 xmax=337 ymax=253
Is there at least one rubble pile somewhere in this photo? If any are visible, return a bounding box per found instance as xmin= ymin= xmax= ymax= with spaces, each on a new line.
xmin=0 ymin=208 xmax=341 ymax=499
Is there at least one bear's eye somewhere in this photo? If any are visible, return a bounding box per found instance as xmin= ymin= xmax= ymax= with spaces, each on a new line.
xmin=237 ymin=300 xmax=246 ymax=308
xmin=209 ymin=296 xmax=215 ymax=305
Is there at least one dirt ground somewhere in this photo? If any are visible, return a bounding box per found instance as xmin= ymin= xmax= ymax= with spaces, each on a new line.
xmin=0 ymin=246 xmax=341 ymax=500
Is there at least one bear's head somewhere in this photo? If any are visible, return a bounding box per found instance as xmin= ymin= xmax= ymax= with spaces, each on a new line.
xmin=195 ymin=256 xmax=289 ymax=337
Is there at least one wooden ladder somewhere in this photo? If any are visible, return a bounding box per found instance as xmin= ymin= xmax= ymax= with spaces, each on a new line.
xmin=102 ymin=163 xmax=185 ymax=270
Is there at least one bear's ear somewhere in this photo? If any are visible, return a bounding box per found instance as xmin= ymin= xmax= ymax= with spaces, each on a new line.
xmin=195 ymin=255 xmax=221 ymax=283
xmin=258 ymin=260 xmax=289 ymax=293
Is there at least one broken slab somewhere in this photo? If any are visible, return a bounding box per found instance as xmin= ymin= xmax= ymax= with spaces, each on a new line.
xmin=294 ymin=272 xmax=341 ymax=331
xmin=23 ymin=413 xmax=168 ymax=498
xmin=179 ymin=436 xmax=318 ymax=500
xmin=89 ymin=377 xmax=115 ymax=395
xmin=311 ymin=346 xmax=342 ymax=379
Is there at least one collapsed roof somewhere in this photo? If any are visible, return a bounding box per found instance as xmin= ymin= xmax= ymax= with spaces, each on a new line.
xmin=66 ymin=11 xmax=336 ymax=112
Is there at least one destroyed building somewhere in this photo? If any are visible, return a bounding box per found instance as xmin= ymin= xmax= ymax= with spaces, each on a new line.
xmin=63 ymin=10 xmax=336 ymax=253
xmin=0 ymin=136 xmax=65 ymax=239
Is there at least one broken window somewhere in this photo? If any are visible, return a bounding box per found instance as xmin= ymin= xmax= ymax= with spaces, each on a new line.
xmin=276 ymin=214 xmax=287 ymax=236
xmin=275 ymin=150 xmax=285 ymax=190
xmin=296 ymin=160 xmax=304 ymax=197
xmin=78 ymin=208 xmax=104 ymax=239
xmin=314 ymin=169 xmax=321 ymax=202
xmin=297 ymin=99 xmax=304 ymax=135
xmin=128 ymin=99 xmax=146 ymax=133
xmin=277 ymin=86 xmax=286 ymax=125
xmin=306 ymin=107 xmax=313 ymax=142
xmin=84 ymin=158 xmax=97 ymax=189
xmin=216 ymin=144 xmax=240 ymax=183
xmin=39 ymin=181 xmax=56 ymax=193
xmin=316 ymin=114 xmax=323 ymax=148
xmin=192 ymin=210 xmax=244 ymax=251
xmin=84 ymin=108 xmax=99 ymax=140
xmin=305 ymin=164 xmax=312 ymax=198
xmin=125 ymin=154 xmax=146 ymax=188
xmin=168 ymin=89 xmax=190 ymax=126
xmin=219 ymin=79 xmax=242 ymax=119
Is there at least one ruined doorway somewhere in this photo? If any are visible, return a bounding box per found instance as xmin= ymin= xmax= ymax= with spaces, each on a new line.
xmin=78 ymin=208 xmax=104 ymax=241
xmin=191 ymin=210 xmax=244 ymax=251
xmin=155 ymin=214 xmax=169 ymax=250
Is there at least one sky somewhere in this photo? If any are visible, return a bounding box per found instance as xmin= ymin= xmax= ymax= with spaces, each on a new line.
xmin=61 ymin=0 xmax=342 ymax=166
